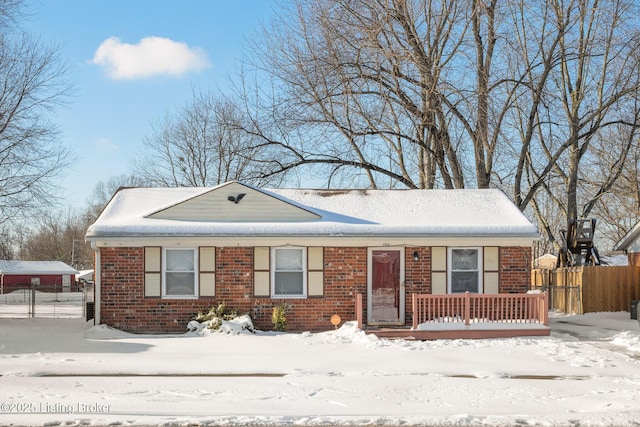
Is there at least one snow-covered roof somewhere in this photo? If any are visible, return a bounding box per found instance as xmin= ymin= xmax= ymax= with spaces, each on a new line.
xmin=86 ymin=181 xmax=539 ymax=241
xmin=76 ymin=269 xmax=94 ymax=281
xmin=599 ymin=254 xmax=628 ymax=266
xmin=0 ymin=261 xmax=78 ymax=275
xmin=615 ymin=220 xmax=640 ymax=252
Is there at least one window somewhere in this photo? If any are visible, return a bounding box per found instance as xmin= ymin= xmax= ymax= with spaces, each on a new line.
xmin=449 ymin=248 xmax=482 ymax=293
xmin=272 ymin=247 xmax=306 ymax=297
xmin=163 ymin=248 xmax=197 ymax=298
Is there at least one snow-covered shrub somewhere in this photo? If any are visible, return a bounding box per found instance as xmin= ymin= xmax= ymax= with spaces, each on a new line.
xmin=218 ymin=315 xmax=255 ymax=335
xmin=191 ymin=303 xmax=253 ymax=333
xmin=187 ymin=320 xmax=210 ymax=333
xmin=187 ymin=315 xmax=255 ymax=335
xmin=194 ymin=302 xmax=238 ymax=322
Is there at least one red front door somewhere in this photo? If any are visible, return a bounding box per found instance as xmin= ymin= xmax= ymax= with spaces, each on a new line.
xmin=368 ymin=249 xmax=404 ymax=325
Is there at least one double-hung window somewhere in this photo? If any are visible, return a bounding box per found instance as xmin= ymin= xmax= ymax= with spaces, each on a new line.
xmin=272 ymin=247 xmax=306 ymax=298
xmin=163 ymin=248 xmax=197 ymax=298
xmin=449 ymin=248 xmax=482 ymax=294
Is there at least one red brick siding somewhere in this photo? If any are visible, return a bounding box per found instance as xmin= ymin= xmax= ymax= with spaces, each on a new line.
xmin=99 ymin=247 xmax=215 ymax=333
xmin=98 ymin=245 xmax=532 ymax=333
xmin=405 ymin=247 xmax=432 ymax=325
xmin=99 ymin=246 xmax=369 ymax=333
xmin=215 ymin=247 xmax=253 ymax=300
xmin=405 ymin=247 xmax=431 ymax=294
xmin=498 ymin=246 xmax=532 ymax=293
xmin=252 ymin=247 xmax=368 ymax=332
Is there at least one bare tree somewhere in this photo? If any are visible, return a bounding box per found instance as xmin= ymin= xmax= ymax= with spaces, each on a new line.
xmin=22 ymin=210 xmax=93 ymax=269
xmin=508 ymin=0 xmax=640 ymax=248
xmin=84 ymin=174 xmax=151 ymax=224
xmin=22 ymin=175 xmax=151 ymax=268
xmin=586 ymin=117 xmax=640 ymax=250
xmin=0 ymin=225 xmax=13 ymax=259
xmin=125 ymin=0 xmax=638 ymax=252
xmin=241 ymin=0 xmax=471 ymax=189
xmin=0 ymin=0 xmax=25 ymax=26
xmin=0 ymin=1 xmax=74 ymax=224
xmin=134 ymin=90 xmax=280 ymax=188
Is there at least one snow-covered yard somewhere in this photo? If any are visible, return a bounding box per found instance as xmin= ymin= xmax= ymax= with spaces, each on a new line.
xmin=1 ymin=312 xmax=640 ymax=426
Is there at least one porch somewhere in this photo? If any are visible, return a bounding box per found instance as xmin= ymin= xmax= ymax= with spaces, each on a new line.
xmin=355 ymin=292 xmax=550 ymax=340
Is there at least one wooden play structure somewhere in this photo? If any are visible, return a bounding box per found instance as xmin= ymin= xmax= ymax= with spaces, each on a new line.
xmin=557 ymin=219 xmax=601 ymax=267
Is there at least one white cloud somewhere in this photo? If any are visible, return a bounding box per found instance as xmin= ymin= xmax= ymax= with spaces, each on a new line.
xmin=94 ymin=137 xmax=119 ymax=151
xmin=91 ymin=36 xmax=211 ymax=80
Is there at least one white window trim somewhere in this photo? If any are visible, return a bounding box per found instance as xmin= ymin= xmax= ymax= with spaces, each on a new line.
xmin=271 ymin=246 xmax=307 ymax=299
xmin=162 ymin=247 xmax=199 ymax=299
xmin=447 ymin=247 xmax=483 ymax=294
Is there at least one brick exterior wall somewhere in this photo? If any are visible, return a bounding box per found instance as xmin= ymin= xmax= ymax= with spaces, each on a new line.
xmin=99 ymin=246 xmax=370 ymax=333
xmin=99 ymin=247 xmax=220 ymax=333
xmin=219 ymin=247 xmax=367 ymax=332
xmin=498 ymin=246 xmax=532 ymax=293
xmin=405 ymin=247 xmax=432 ymax=325
xmin=98 ymin=245 xmax=531 ymax=334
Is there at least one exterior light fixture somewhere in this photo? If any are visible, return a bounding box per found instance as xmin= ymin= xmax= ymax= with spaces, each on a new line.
xmin=413 ymin=251 xmax=419 ymax=262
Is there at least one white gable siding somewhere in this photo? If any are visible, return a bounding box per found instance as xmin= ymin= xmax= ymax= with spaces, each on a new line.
xmin=147 ymin=182 xmax=320 ymax=222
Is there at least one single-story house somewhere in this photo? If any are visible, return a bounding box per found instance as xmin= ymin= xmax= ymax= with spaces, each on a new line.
xmin=615 ymin=222 xmax=640 ymax=266
xmin=85 ymin=181 xmax=540 ymax=334
xmin=0 ymin=261 xmax=79 ymax=294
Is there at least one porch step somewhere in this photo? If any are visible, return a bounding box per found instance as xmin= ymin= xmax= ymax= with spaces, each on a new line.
xmin=363 ymin=327 xmax=418 ymax=340
xmin=364 ymin=326 xmax=550 ymax=341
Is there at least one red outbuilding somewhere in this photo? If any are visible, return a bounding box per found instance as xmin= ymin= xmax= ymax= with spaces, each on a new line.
xmin=0 ymin=261 xmax=79 ymax=294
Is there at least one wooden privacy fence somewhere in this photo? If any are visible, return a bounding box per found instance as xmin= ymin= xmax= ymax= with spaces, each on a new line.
xmin=531 ymin=266 xmax=640 ymax=314
xmin=411 ymin=292 xmax=548 ymax=329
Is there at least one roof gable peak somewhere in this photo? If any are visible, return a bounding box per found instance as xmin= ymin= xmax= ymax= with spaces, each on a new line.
xmin=146 ymin=181 xmax=321 ymax=222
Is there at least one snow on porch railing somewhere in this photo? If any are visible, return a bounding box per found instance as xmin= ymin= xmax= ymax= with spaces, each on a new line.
xmin=411 ymin=292 xmax=549 ymax=330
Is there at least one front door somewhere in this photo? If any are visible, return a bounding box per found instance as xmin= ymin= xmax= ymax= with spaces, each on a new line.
xmin=367 ymin=248 xmax=404 ymax=325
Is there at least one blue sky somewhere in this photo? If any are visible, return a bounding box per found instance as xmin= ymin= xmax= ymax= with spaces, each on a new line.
xmin=24 ymin=1 xmax=276 ymax=209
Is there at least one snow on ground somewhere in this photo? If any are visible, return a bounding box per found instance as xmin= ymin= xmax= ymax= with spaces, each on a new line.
xmin=1 ymin=312 xmax=640 ymax=426
xmin=0 ymin=291 xmax=86 ymax=319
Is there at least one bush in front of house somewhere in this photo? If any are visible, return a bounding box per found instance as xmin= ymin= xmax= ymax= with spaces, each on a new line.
xmin=271 ymin=304 xmax=287 ymax=332
xmin=188 ymin=302 xmax=255 ymax=334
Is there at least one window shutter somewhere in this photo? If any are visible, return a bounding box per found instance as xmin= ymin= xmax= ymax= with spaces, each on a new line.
xmin=307 ymin=247 xmax=324 ymax=297
xmin=431 ymin=247 xmax=447 ymax=294
xmin=483 ymin=247 xmax=499 ymax=294
xmin=254 ymin=247 xmax=270 ymax=297
xmin=199 ymin=247 xmax=216 ymax=297
xmin=144 ymin=247 xmax=161 ymax=298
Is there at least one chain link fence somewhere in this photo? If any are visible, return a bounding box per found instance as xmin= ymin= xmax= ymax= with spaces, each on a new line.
xmin=0 ymin=284 xmax=94 ymax=320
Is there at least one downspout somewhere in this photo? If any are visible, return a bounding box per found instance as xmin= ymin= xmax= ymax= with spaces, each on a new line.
xmin=93 ymin=245 xmax=101 ymax=325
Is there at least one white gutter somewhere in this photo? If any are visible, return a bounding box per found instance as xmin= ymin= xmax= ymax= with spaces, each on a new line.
xmin=614 ymin=221 xmax=640 ymax=251
xmin=86 ymin=234 xmax=540 ymax=249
